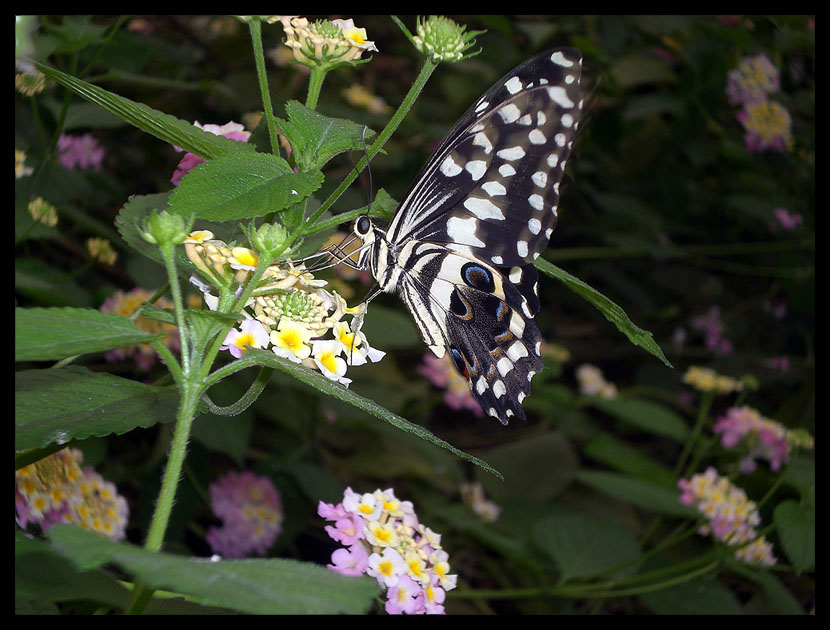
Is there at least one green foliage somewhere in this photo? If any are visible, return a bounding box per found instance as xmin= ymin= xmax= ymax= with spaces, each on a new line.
xmin=15 ymin=15 xmax=814 ymax=615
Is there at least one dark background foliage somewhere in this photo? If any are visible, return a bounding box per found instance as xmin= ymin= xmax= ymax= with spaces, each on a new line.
xmin=15 ymin=15 xmax=814 ymax=614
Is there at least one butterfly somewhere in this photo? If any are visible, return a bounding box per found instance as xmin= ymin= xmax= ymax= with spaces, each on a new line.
xmin=327 ymin=48 xmax=583 ymax=424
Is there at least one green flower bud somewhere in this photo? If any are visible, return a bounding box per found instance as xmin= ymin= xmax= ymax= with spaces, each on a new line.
xmin=408 ymin=16 xmax=484 ymax=64
xmin=141 ymin=210 xmax=191 ymax=246
xmin=251 ymin=222 xmax=290 ymax=260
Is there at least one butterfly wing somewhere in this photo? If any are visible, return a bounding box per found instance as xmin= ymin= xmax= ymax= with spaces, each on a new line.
xmin=383 ymin=48 xmax=583 ymax=424
xmin=388 ymin=48 xmax=583 ymax=268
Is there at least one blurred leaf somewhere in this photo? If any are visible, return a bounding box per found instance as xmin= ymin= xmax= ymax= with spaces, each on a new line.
xmin=46 ymin=101 xmax=125 ymax=130
xmin=587 ymin=397 xmax=690 ymax=442
xmin=780 ymin=455 xmax=815 ymax=499
xmin=15 ymin=307 xmax=160 ymax=362
xmin=36 ymin=62 xmax=255 ymax=159
xmin=576 ymin=470 xmax=697 ymax=517
xmin=639 ymin=575 xmax=742 ymax=614
xmin=774 ymin=500 xmax=815 ymax=574
xmin=533 ymin=513 xmax=641 ymax=581
xmin=728 ymin=560 xmax=805 ymax=614
xmin=275 ymin=100 xmax=376 ymax=172
xmin=15 ymin=365 xmax=180 ymax=451
xmin=234 ymin=349 xmax=503 ymax=479
xmin=535 ymin=258 xmax=672 ymax=367
xmin=114 ymin=192 xmax=195 ymax=278
xmin=583 ymin=432 xmax=677 ymax=487
xmin=15 ymin=258 xmax=93 ymax=307
xmin=610 ymin=54 xmax=677 ymax=87
xmin=47 ymin=525 xmax=379 ymax=614
xmin=476 ymin=432 xmax=577 ymax=502
xmin=167 ymin=152 xmax=324 ymax=221
xmin=359 ymin=303 xmax=420 ymax=349
xmin=15 ymin=531 xmax=224 ymax=614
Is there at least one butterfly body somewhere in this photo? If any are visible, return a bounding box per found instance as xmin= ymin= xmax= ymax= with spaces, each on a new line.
xmin=353 ymin=48 xmax=583 ymax=424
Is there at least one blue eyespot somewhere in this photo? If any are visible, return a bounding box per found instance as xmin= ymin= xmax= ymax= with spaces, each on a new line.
xmin=461 ymin=262 xmax=495 ymax=292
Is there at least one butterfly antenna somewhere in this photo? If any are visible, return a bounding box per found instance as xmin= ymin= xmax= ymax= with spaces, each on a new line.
xmin=360 ymin=125 xmax=374 ymax=218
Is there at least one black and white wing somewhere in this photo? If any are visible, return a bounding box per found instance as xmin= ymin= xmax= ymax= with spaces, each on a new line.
xmin=381 ymin=48 xmax=583 ymax=424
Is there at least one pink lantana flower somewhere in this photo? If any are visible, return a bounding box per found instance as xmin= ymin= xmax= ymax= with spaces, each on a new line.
xmin=171 ymin=121 xmax=251 ymax=185
xmin=328 ymin=543 xmax=370 ymax=577
xmin=57 ymin=133 xmax=105 ymax=170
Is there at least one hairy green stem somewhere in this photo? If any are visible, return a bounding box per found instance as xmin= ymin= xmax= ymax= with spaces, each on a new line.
xmin=248 ymin=18 xmax=281 ymax=156
xmin=303 ymin=57 xmax=439 ymax=231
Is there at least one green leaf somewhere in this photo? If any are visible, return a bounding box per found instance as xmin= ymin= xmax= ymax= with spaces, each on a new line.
xmin=535 ymin=258 xmax=672 ymax=367
xmin=575 ymin=470 xmax=697 ymax=517
xmin=15 ymin=307 xmax=161 ymax=362
xmin=114 ymin=192 xmax=195 ymax=278
xmin=235 ymin=349 xmax=502 ymax=479
xmin=47 ymin=525 xmax=379 ymax=614
xmin=15 ymin=366 xmax=180 ymax=451
xmin=774 ymin=500 xmax=815 ymax=573
xmin=583 ymin=433 xmax=677 ymax=488
xmin=533 ymin=513 xmax=642 ymax=581
xmin=587 ymin=397 xmax=690 ymax=442
xmin=639 ymin=575 xmax=742 ymax=614
xmin=476 ymin=432 xmax=577 ymax=503
xmin=167 ymin=152 xmax=324 ymax=221
xmin=15 ymin=258 xmax=93 ymax=308
xmin=728 ymin=560 xmax=805 ymax=614
xmin=15 ymin=531 xmax=224 ymax=614
xmin=610 ymin=54 xmax=678 ymax=88
xmin=35 ymin=62 xmax=253 ymax=159
xmin=276 ymin=100 xmax=376 ymax=172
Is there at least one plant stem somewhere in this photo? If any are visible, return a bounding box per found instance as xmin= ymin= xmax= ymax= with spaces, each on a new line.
xmin=305 ymin=66 xmax=327 ymax=110
xmin=248 ymin=18 xmax=281 ymax=156
xmin=303 ymin=57 xmax=439 ymax=231
xmin=126 ymin=381 xmax=201 ymax=613
xmin=160 ymin=243 xmax=190 ymax=373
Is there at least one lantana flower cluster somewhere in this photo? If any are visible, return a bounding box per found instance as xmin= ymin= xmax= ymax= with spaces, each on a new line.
xmin=725 ymin=53 xmax=793 ymax=153
xmin=205 ymin=471 xmax=283 ymax=558
xmin=713 ymin=406 xmax=808 ymax=473
xmin=576 ymin=363 xmax=618 ymax=399
xmin=460 ymin=481 xmax=501 ymax=523
xmin=57 ymin=133 xmax=106 ymax=171
xmin=319 ymin=488 xmax=457 ymax=615
xmin=682 ymin=365 xmax=743 ymax=395
xmin=171 ymin=121 xmax=251 ymax=186
xmin=418 ymin=352 xmax=483 ymax=416
xmin=99 ymin=287 xmax=181 ymax=371
xmin=277 ymin=16 xmax=377 ymax=69
xmin=16 ymin=448 xmax=129 ymax=541
xmin=691 ymin=306 xmax=733 ymax=356
xmin=185 ymin=230 xmax=384 ymax=386
xmin=678 ymin=467 xmax=776 ymax=566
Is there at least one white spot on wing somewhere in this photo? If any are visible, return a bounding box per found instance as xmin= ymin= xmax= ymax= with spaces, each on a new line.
xmin=473 ymin=131 xmax=493 ymax=154
xmin=446 ymin=216 xmax=485 ymax=247
xmin=528 ymin=129 xmax=546 ymax=145
xmin=440 ymin=155 xmax=462 ymax=177
xmin=464 ymin=196 xmax=505 ymax=220
xmin=498 ymin=103 xmax=521 ymax=123
xmin=550 ymin=50 xmax=575 ymax=67
xmin=504 ymin=76 xmax=523 ymax=94
xmin=546 ymin=85 xmax=575 ymax=109
xmin=496 ymin=146 xmax=526 ymax=161
xmin=465 ymin=160 xmax=487 ymax=181
xmin=481 ymin=180 xmax=507 ymax=197
xmin=528 ymin=218 xmax=541 ymax=235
